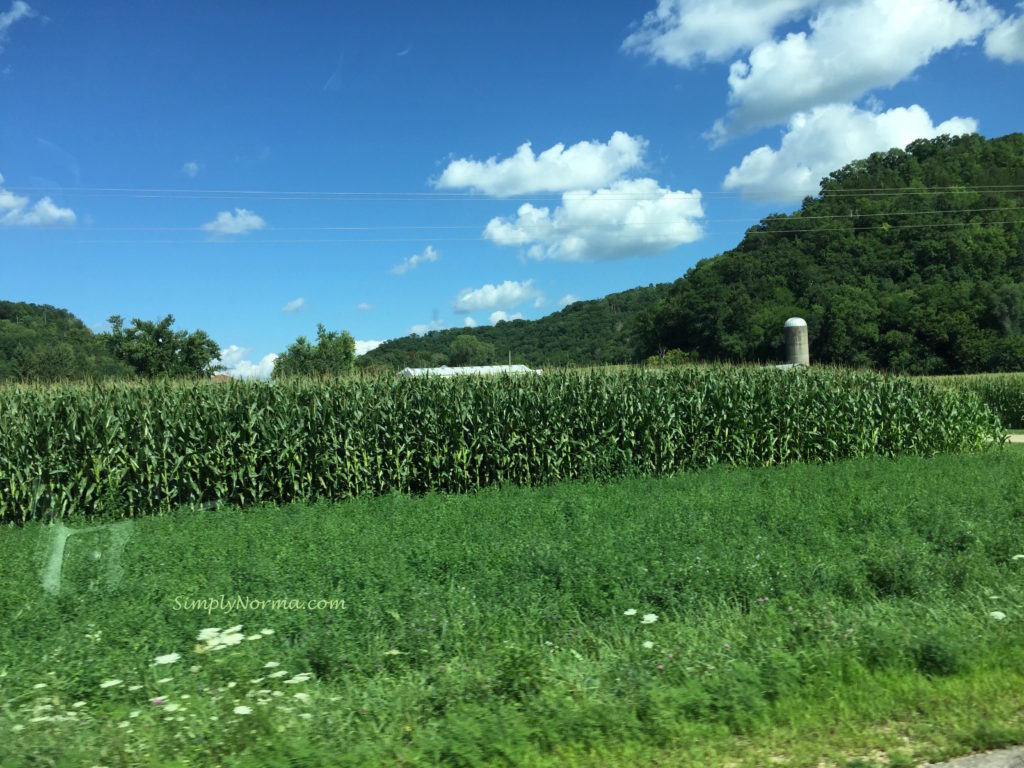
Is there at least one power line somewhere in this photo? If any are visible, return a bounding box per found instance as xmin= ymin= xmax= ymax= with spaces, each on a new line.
xmin=7 ymin=183 xmax=1024 ymax=202
xmin=8 ymin=218 xmax=1018 ymax=247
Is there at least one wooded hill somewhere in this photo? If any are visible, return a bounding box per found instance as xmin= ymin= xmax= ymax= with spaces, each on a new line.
xmin=0 ymin=302 xmax=133 ymax=381
xmin=363 ymin=132 xmax=1024 ymax=374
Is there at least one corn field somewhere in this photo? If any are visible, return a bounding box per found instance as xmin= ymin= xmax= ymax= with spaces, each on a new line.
xmin=926 ymin=372 xmax=1024 ymax=429
xmin=0 ymin=366 xmax=1004 ymax=522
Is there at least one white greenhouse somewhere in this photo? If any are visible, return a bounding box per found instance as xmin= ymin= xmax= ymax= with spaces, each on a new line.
xmin=397 ymin=364 xmax=542 ymax=378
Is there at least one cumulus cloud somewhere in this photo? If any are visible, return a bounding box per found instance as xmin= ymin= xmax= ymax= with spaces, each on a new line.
xmin=722 ymin=103 xmax=978 ymax=202
xmin=985 ymin=6 xmax=1024 ymax=62
xmin=558 ymin=294 xmax=581 ymax=308
xmin=217 ymin=344 xmax=277 ymax=380
xmin=201 ymin=208 xmax=265 ymax=235
xmin=0 ymin=172 xmax=76 ymax=226
xmin=357 ymin=302 xmax=374 ymax=311
xmin=489 ymin=311 xmax=524 ymax=325
xmin=710 ymin=0 xmax=999 ymax=140
xmin=454 ymin=280 xmax=542 ymax=313
xmin=281 ymin=297 xmax=305 ymax=313
xmin=355 ymin=339 xmax=383 ymax=356
xmin=484 ymin=178 xmax=704 ymax=261
xmin=182 ymin=161 xmax=199 ymax=178
xmin=0 ymin=1 xmax=33 ymax=53
xmin=464 ymin=316 xmax=478 ymax=328
xmin=391 ymin=245 xmax=439 ymax=275
xmin=436 ymin=132 xmax=647 ymax=197
xmin=623 ymin=0 xmax=820 ymax=66
xmin=410 ymin=319 xmax=447 ymax=335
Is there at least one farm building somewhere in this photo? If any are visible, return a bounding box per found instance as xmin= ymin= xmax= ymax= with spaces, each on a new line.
xmin=397 ymin=364 xmax=541 ymax=378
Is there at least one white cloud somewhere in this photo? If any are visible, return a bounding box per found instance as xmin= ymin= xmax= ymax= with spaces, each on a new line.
xmin=355 ymin=339 xmax=383 ymax=356
xmin=410 ymin=319 xmax=447 ymax=335
xmin=454 ymin=280 xmax=542 ymax=312
xmin=182 ymin=161 xmax=199 ymax=178
xmin=722 ymin=103 xmax=978 ymax=202
xmin=435 ymin=132 xmax=647 ymax=197
xmin=281 ymin=297 xmax=305 ymax=313
xmin=0 ymin=1 xmax=33 ymax=53
xmin=0 ymin=172 xmax=75 ymax=226
xmin=711 ymin=0 xmax=999 ymax=140
xmin=489 ymin=311 xmax=524 ymax=324
xmin=623 ymin=0 xmax=820 ymax=66
xmin=217 ymin=344 xmax=277 ymax=380
xmin=985 ymin=6 xmax=1024 ymax=62
xmin=357 ymin=302 xmax=374 ymax=311
xmin=391 ymin=245 xmax=439 ymax=275
xmin=464 ymin=316 xmax=478 ymax=328
xmin=484 ymin=178 xmax=704 ymax=261
xmin=558 ymin=294 xmax=581 ymax=308
xmin=201 ymin=208 xmax=265 ymax=235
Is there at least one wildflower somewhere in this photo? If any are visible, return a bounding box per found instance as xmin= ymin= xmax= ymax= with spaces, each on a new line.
xmin=233 ymin=705 xmax=252 ymax=715
xmin=1013 ymin=555 xmax=1024 ymax=560
xmin=623 ymin=609 xmax=637 ymax=616
xmin=226 ymin=682 xmax=236 ymax=689
xmin=990 ymin=611 xmax=1007 ymax=620
xmin=642 ymin=641 xmax=655 ymax=650
xmin=260 ymin=628 xmax=275 ymax=635
xmin=197 ymin=628 xmax=222 ymax=642
xmin=32 ymin=683 xmax=47 ymax=689
xmin=383 ymin=649 xmax=404 ymax=656
xmin=724 ymin=643 xmax=731 ymax=650
xmin=189 ymin=665 xmax=200 ymax=673
xmin=157 ymin=677 xmax=172 ymax=684
xmin=264 ymin=661 xmax=280 ymax=668
xmin=128 ymin=685 xmax=143 ymax=692
xmin=247 ymin=634 xmax=262 ymax=641
xmin=250 ymin=677 xmax=265 ymax=684
xmin=657 ymin=664 xmax=664 ymax=671
xmin=129 ymin=711 xmax=140 ymax=718
xmin=641 ymin=613 xmax=658 ymax=624
xmin=299 ymin=712 xmax=313 ymax=720
xmin=268 ymin=671 xmax=287 ymax=679
xmin=99 ymin=679 xmax=123 ymax=689
xmin=284 ymin=673 xmax=312 ymax=684
xmin=153 ymin=653 xmax=180 ymax=666
xmin=163 ymin=703 xmax=181 ymax=712
xmin=72 ymin=702 xmax=86 ymax=708
xmin=293 ymin=692 xmax=310 ymax=703
xmin=152 ymin=697 xmax=164 ymax=706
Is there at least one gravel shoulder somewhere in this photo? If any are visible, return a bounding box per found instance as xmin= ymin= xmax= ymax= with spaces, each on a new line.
xmin=923 ymin=746 xmax=1024 ymax=768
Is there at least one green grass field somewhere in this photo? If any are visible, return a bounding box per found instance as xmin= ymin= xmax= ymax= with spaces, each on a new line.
xmin=2 ymin=447 xmax=1023 ymax=767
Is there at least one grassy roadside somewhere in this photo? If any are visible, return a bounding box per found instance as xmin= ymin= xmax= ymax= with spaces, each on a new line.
xmin=2 ymin=448 xmax=1023 ymax=767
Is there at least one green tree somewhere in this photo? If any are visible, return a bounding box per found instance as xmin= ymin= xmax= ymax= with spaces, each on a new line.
xmin=272 ymin=324 xmax=356 ymax=379
xmin=103 ymin=314 xmax=222 ymax=378
xmin=448 ymin=334 xmax=495 ymax=366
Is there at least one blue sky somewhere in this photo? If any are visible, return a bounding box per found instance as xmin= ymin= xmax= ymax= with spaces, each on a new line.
xmin=1 ymin=0 xmax=1022 ymax=376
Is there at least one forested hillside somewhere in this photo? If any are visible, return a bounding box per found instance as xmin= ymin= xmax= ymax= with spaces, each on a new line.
xmin=360 ymin=283 xmax=670 ymax=369
xmin=0 ymin=302 xmax=133 ymax=381
xmin=650 ymin=133 xmax=1024 ymax=373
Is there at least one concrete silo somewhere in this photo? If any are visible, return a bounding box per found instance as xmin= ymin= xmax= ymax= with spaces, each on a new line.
xmin=783 ymin=317 xmax=810 ymax=366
